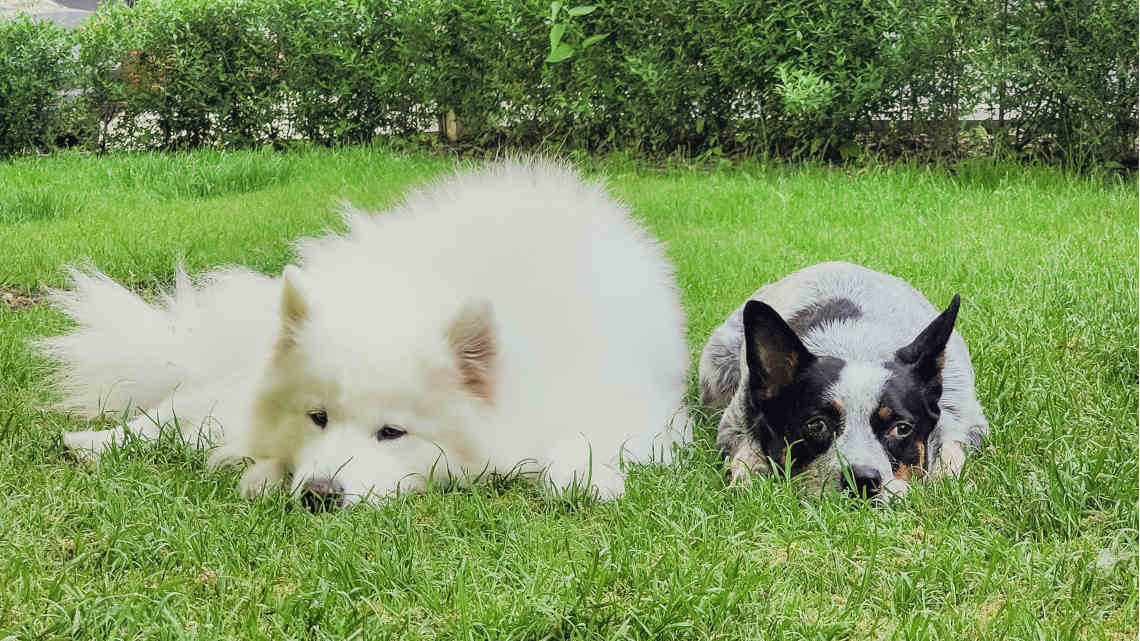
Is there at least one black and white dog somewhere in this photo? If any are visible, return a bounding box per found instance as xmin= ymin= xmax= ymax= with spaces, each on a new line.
xmin=699 ymin=262 xmax=988 ymax=502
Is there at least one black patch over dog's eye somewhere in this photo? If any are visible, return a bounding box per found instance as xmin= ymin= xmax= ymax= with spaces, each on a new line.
xmin=377 ymin=424 xmax=406 ymax=441
xmin=889 ymin=422 xmax=913 ymax=438
xmin=307 ymin=409 xmax=328 ymax=428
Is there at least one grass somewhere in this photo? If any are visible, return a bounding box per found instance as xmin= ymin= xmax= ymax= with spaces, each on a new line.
xmin=0 ymin=147 xmax=1136 ymax=640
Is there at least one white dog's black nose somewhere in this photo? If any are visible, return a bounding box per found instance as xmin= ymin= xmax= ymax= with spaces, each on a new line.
xmin=300 ymin=479 xmax=344 ymax=511
xmin=843 ymin=464 xmax=883 ymax=498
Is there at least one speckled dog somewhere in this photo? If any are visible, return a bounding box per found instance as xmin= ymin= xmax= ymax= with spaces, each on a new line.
xmin=699 ymin=262 xmax=988 ymax=502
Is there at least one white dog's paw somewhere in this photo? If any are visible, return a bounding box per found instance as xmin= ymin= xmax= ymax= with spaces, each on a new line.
xmin=543 ymin=461 xmax=626 ymax=500
xmin=62 ymin=429 xmax=118 ymax=458
xmin=591 ymin=466 xmax=627 ymax=500
xmin=239 ymin=459 xmax=287 ymax=499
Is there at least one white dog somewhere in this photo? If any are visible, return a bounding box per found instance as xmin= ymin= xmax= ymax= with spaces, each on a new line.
xmin=39 ymin=160 xmax=691 ymax=506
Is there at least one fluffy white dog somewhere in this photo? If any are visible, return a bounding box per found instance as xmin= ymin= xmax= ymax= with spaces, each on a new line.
xmin=39 ymin=160 xmax=691 ymax=505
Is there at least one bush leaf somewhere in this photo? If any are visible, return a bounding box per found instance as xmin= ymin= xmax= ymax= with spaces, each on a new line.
xmin=581 ymin=33 xmax=609 ymax=48
xmin=567 ymin=5 xmax=597 ymax=16
xmin=549 ymin=23 xmax=566 ymax=50
xmin=545 ymin=42 xmax=574 ymax=63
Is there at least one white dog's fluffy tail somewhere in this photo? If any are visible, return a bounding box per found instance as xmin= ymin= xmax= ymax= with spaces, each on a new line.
xmin=36 ymin=267 xmax=277 ymax=417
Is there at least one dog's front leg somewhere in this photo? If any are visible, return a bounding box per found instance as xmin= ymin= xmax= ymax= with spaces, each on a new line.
xmin=239 ymin=459 xmax=288 ymax=498
xmin=929 ymin=440 xmax=968 ymax=478
xmin=927 ymin=405 xmax=988 ymax=479
xmin=727 ymin=438 xmax=771 ymax=485
xmin=543 ymin=458 xmax=627 ymax=499
xmin=927 ymin=419 xmax=986 ymax=478
xmin=63 ymin=411 xmax=165 ymax=458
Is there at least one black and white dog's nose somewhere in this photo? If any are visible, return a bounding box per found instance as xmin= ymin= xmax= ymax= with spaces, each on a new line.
xmin=300 ymin=478 xmax=344 ymax=511
xmin=843 ymin=464 xmax=883 ymax=498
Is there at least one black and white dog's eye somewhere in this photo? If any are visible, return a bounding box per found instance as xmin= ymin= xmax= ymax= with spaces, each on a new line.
xmin=377 ymin=424 xmax=406 ymax=441
xmin=805 ymin=417 xmax=828 ymax=434
xmin=307 ymin=409 xmax=328 ymax=428
xmin=889 ymin=422 xmax=913 ymax=438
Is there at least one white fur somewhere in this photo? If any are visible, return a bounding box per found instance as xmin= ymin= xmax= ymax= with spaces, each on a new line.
xmin=824 ymin=363 xmax=895 ymax=483
xmin=796 ymin=362 xmax=896 ymax=496
xmin=39 ymin=160 xmax=691 ymax=503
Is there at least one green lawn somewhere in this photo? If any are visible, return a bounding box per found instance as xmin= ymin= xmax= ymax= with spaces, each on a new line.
xmin=0 ymin=148 xmax=1136 ymax=640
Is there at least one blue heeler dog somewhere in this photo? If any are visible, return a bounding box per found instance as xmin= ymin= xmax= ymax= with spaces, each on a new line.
xmin=698 ymin=262 xmax=989 ymax=502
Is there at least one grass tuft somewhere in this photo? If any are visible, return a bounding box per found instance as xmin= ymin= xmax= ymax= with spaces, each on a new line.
xmin=0 ymin=188 xmax=80 ymax=223
xmin=103 ymin=150 xmax=298 ymax=201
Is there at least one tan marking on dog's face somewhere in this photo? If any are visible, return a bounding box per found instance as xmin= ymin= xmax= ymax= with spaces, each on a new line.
xmin=893 ymin=441 xmax=927 ymax=481
xmin=893 ymin=461 xmax=911 ymax=480
xmin=831 ymin=399 xmax=845 ymax=415
xmin=877 ymin=405 xmax=892 ymax=421
xmin=910 ymin=442 xmax=927 ymax=481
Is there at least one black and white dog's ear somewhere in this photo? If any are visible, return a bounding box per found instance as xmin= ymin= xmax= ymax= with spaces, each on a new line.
xmin=896 ymin=294 xmax=960 ymax=383
xmin=743 ymin=300 xmax=814 ymax=400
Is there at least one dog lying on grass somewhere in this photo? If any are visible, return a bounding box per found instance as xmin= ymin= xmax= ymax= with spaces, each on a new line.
xmin=699 ymin=262 xmax=989 ymax=503
xmin=38 ymin=160 xmax=691 ymax=506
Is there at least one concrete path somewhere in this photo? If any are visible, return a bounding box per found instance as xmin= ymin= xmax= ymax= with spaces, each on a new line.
xmin=1 ymin=0 xmax=97 ymax=29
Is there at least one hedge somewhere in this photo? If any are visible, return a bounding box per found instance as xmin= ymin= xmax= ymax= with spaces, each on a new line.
xmin=1 ymin=0 xmax=1136 ymax=164
xmin=0 ymin=17 xmax=74 ymax=155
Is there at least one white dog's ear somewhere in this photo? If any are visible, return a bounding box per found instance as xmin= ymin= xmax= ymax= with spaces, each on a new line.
xmin=446 ymin=299 xmax=497 ymax=401
xmin=276 ymin=265 xmax=310 ymax=351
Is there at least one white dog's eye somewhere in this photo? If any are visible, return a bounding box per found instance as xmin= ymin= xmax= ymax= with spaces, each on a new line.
xmin=889 ymin=421 xmax=913 ymax=438
xmin=376 ymin=424 xmax=406 ymax=441
xmin=307 ymin=409 xmax=328 ymax=428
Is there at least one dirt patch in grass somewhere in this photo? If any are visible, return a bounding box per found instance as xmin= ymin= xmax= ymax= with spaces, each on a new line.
xmin=1 ymin=285 xmax=47 ymax=311
xmin=1 ymin=277 xmax=178 ymax=313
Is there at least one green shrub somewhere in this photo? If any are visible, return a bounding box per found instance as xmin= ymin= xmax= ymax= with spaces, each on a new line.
xmin=399 ymin=0 xmax=555 ymax=147
xmin=540 ymin=0 xmax=718 ymax=152
xmin=6 ymin=0 xmax=1137 ymax=164
xmin=270 ymin=0 xmax=425 ymax=145
xmin=697 ymin=0 xmax=905 ymax=157
xmin=0 ymin=18 xmax=73 ymax=156
xmin=73 ymin=0 xmax=287 ymax=150
xmin=971 ymin=0 xmax=1139 ymax=166
xmin=884 ymin=0 xmax=991 ymax=154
